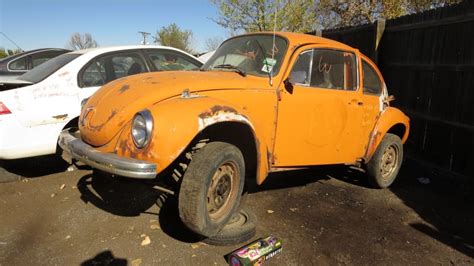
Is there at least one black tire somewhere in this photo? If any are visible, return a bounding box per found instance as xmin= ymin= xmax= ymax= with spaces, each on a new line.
xmin=0 ymin=165 xmax=20 ymax=183
xmin=366 ymin=133 xmax=403 ymax=188
xmin=179 ymin=142 xmax=245 ymax=237
xmin=203 ymin=208 xmax=257 ymax=246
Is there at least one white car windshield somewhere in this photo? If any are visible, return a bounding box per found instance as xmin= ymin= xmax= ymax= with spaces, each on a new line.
xmin=203 ymin=34 xmax=288 ymax=77
xmin=19 ymin=53 xmax=80 ymax=84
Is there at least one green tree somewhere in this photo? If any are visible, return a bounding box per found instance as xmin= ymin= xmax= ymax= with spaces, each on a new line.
xmin=154 ymin=23 xmax=193 ymax=53
xmin=0 ymin=47 xmax=22 ymax=59
xmin=211 ymin=0 xmax=461 ymax=32
xmin=210 ymin=0 xmax=317 ymax=33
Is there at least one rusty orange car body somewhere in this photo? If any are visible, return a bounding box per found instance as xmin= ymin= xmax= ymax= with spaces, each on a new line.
xmin=60 ymin=32 xmax=410 ymax=238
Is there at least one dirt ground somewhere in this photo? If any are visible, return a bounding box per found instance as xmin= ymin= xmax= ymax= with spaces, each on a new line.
xmin=0 ymin=156 xmax=473 ymax=265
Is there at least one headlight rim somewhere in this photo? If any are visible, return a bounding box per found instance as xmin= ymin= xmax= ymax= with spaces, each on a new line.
xmin=131 ymin=109 xmax=153 ymax=149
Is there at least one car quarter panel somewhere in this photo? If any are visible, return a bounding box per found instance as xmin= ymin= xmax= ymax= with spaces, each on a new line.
xmin=364 ymin=107 xmax=410 ymax=161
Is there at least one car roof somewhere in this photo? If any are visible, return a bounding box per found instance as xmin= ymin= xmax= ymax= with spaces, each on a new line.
xmin=69 ymin=45 xmax=198 ymax=59
xmin=231 ymin=32 xmax=355 ymax=51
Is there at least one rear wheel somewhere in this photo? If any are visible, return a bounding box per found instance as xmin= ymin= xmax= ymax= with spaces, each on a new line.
xmin=179 ymin=142 xmax=245 ymax=237
xmin=366 ymin=133 xmax=403 ymax=188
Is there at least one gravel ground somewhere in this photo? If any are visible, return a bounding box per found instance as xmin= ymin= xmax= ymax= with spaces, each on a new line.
xmin=0 ymin=156 xmax=473 ymax=265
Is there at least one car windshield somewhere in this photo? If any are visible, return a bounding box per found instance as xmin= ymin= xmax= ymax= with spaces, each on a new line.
xmin=18 ymin=53 xmax=80 ymax=83
xmin=203 ymin=34 xmax=288 ymax=77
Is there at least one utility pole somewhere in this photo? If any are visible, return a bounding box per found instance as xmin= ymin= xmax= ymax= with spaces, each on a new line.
xmin=138 ymin=31 xmax=151 ymax=45
xmin=0 ymin=32 xmax=23 ymax=52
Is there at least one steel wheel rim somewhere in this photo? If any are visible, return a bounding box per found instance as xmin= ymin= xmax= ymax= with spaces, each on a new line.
xmin=207 ymin=161 xmax=239 ymax=220
xmin=380 ymin=144 xmax=398 ymax=180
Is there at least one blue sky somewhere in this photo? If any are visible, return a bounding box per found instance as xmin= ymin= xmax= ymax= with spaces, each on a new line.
xmin=0 ymin=0 xmax=228 ymax=53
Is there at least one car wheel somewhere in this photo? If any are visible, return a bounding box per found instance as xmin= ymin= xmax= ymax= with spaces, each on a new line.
xmin=0 ymin=165 xmax=20 ymax=183
xmin=203 ymin=208 xmax=257 ymax=246
xmin=179 ymin=142 xmax=245 ymax=237
xmin=366 ymin=133 xmax=403 ymax=188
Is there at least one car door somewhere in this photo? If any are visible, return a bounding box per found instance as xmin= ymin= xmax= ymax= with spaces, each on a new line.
xmin=273 ymin=47 xmax=370 ymax=166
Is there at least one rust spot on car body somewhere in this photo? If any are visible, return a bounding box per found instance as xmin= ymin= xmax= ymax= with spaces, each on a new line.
xmin=119 ymin=84 xmax=130 ymax=94
xmin=198 ymin=105 xmax=239 ymax=119
xmin=89 ymin=110 xmax=117 ymax=132
xmin=52 ymin=114 xmax=68 ymax=120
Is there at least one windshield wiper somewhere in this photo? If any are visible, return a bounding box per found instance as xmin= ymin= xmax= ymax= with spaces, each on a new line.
xmin=213 ymin=64 xmax=247 ymax=77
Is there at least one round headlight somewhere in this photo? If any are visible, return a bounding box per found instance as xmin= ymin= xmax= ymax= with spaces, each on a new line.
xmin=131 ymin=110 xmax=153 ymax=148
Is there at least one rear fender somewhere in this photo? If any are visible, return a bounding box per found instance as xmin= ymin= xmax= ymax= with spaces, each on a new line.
xmin=364 ymin=107 xmax=410 ymax=162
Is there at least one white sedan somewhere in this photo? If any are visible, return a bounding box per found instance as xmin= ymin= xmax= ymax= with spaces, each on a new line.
xmin=0 ymin=45 xmax=202 ymax=177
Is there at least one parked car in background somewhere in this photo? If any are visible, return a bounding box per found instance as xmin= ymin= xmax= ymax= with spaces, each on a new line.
xmin=0 ymin=48 xmax=70 ymax=84
xmin=0 ymin=45 xmax=202 ymax=180
xmin=198 ymin=50 xmax=215 ymax=63
xmin=59 ymin=32 xmax=410 ymax=240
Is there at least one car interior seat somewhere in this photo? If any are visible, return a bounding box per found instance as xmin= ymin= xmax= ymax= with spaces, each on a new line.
xmin=127 ymin=62 xmax=143 ymax=75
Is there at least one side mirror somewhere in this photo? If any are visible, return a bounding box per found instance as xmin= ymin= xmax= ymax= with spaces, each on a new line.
xmin=283 ymin=78 xmax=294 ymax=94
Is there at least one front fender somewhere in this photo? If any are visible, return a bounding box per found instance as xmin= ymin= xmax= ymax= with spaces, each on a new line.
xmin=364 ymin=107 xmax=410 ymax=161
xmin=114 ymin=96 xmax=269 ymax=183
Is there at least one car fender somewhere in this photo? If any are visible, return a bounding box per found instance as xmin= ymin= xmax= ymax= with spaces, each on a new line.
xmin=364 ymin=107 xmax=410 ymax=162
xmin=115 ymin=95 xmax=269 ymax=184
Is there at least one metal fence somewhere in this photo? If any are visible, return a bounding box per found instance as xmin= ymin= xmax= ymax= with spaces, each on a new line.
xmin=311 ymin=1 xmax=474 ymax=178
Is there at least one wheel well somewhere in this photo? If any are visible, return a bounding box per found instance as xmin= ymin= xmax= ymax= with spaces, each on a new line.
xmin=62 ymin=116 xmax=79 ymax=130
xmin=198 ymin=122 xmax=258 ymax=181
xmin=387 ymin=123 xmax=406 ymax=141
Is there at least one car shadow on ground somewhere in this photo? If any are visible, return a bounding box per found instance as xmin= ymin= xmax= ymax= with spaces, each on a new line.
xmin=390 ymin=160 xmax=474 ymax=258
xmin=1 ymin=155 xmax=69 ymax=179
xmin=81 ymin=250 xmax=127 ymax=266
xmin=251 ymin=165 xmax=367 ymax=193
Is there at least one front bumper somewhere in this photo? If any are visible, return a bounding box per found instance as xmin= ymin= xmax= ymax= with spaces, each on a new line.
xmin=58 ymin=129 xmax=157 ymax=179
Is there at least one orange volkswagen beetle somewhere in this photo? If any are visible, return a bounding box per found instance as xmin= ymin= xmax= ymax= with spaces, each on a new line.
xmin=60 ymin=32 xmax=410 ymax=238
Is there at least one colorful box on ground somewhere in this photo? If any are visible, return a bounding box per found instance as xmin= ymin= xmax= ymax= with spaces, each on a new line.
xmin=228 ymin=236 xmax=282 ymax=266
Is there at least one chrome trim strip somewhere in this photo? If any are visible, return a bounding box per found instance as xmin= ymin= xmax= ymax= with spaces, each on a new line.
xmin=59 ymin=129 xmax=157 ymax=179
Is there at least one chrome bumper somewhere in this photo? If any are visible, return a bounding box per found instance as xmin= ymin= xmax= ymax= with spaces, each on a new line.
xmin=58 ymin=129 xmax=157 ymax=179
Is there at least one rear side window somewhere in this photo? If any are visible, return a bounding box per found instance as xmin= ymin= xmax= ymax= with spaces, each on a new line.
xmin=146 ymin=50 xmax=201 ymax=71
xmin=9 ymin=57 xmax=27 ymax=70
xmin=80 ymin=52 xmax=147 ymax=88
xmin=362 ymin=60 xmax=382 ymax=95
xmin=31 ymin=51 xmax=66 ymax=68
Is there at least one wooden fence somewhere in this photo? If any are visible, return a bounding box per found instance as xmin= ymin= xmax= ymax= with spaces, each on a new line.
xmin=312 ymin=1 xmax=474 ymax=178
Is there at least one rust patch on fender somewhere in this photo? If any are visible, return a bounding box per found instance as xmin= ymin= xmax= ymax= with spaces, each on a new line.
xmin=119 ymin=84 xmax=130 ymax=94
xmin=89 ymin=110 xmax=117 ymax=132
xmin=52 ymin=114 xmax=68 ymax=120
xmin=198 ymin=105 xmax=239 ymax=119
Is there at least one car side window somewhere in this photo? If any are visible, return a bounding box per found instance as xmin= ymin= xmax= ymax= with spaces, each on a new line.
xmin=111 ymin=53 xmax=147 ymax=78
xmin=80 ymin=52 xmax=147 ymax=88
xmin=147 ymin=50 xmax=200 ymax=71
xmin=9 ymin=57 xmax=27 ymax=70
xmin=310 ymin=49 xmax=357 ymax=91
xmin=362 ymin=60 xmax=382 ymax=95
xmin=289 ymin=50 xmax=312 ymax=85
xmin=81 ymin=58 xmax=107 ymax=87
xmin=31 ymin=51 xmax=65 ymax=68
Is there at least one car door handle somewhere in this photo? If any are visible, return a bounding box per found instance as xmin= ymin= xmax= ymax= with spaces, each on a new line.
xmin=349 ymin=99 xmax=364 ymax=106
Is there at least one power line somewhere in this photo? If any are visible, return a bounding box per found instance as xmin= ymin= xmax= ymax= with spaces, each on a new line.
xmin=0 ymin=32 xmax=23 ymax=51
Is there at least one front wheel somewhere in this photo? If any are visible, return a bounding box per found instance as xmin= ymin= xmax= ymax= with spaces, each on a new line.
xmin=366 ymin=133 xmax=403 ymax=188
xmin=178 ymin=142 xmax=245 ymax=237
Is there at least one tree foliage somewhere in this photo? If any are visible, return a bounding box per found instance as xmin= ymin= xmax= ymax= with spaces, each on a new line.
xmin=154 ymin=23 xmax=193 ymax=53
xmin=0 ymin=47 xmax=22 ymax=59
xmin=210 ymin=0 xmax=317 ymax=33
xmin=211 ymin=0 xmax=461 ymax=32
xmin=205 ymin=36 xmax=224 ymax=51
xmin=67 ymin=32 xmax=98 ymax=50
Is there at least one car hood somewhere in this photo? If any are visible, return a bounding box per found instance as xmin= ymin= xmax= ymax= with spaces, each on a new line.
xmin=81 ymin=70 xmax=255 ymax=146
